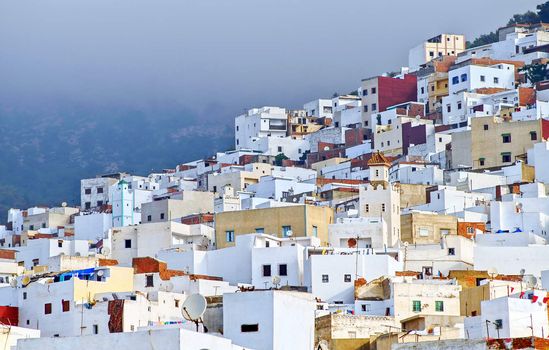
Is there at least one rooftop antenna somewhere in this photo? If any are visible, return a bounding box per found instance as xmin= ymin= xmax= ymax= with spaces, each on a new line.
xmin=181 ymin=293 xmax=207 ymax=332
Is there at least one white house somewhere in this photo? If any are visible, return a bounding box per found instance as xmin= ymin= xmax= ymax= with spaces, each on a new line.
xmin=223 ymin=290 xmax=316 ymax=350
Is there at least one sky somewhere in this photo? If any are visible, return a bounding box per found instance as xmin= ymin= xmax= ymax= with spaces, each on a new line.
xmin=0 ymin=0 xmax=542 ymax=123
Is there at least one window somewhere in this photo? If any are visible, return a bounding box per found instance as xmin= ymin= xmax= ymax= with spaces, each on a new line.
xmin=160 ymin=213 xmax=165 ymax=220
xmin=451 ymin=76 xmax=459 ymax=85
xmin=93 ymin=324 xmax=99 ymax=335
xmin=429 ymin=51 xmax=434 ymax=57
xmin=23 ymin=292 xmax=27 ymax=300
xmin=480 ymin=75 xmax=485 ymax=82
xmin=226 ymin=231 xmax=235 ymax=242
xmin=371 ymin=87 xmax=376 ymax=94
xmin=282 ymin=225 xmax=292 ymax=237
xmin=175 ymin=299 xmax=180 ymax=308
xmin=125 ymin=239 xmax=132 ymax=248
xmin=502 ymin=133 xmax=511 ymax=143
xmin=32 ymin=259 xmax=39 ymax=266
xmin=255 ymin=228 xmax=264 ymax=233
xmin=279 ymin=264 xmax=288 ymax=276
xmin=483 ymin=124 xmax=489 ymax=131
xmin=435 ymin=301 xmax=444 ymax=312
xmin=494 ymin=77 xmax=499 ymax=84
xmin=45 ymin=303 xmax=52 ymax=315
xmin=97 ymin=200 xmax=103 ymax=207
xmin=97 ymin=187 xmax=104 ymax=194
xmin=62 ymin=300 xmax=70 ymax=312
xmin=363 ymin=89 xmax=368 ymax=96
xmin=84 ymin=188 xmax=91 ymax=195
xmin=420 ymin=87 xmax=425 ymax=94
xmin=446 ymin=104 xmax=451 ymax=113
xmin=502 ymin=152 xmax=512 ymax=163
xmin=277 ymin=146 xmax=282 ymax=152
xmin=460 ymin=73 xmax=467 ymax=82
xmin=479 ymin=158 xmax=485 ymax=166
xmin=344 ymin=274 xmax=352 ymax=282
xmin=58 ymin=240 xmax=63 ymax=248
xmin=363 ymin=105 xmax=368 ymax=113
xmin=241 ymin=324 xmax=259 ymax=332
xmin=322 ymin=274 xmax=329 ymax=283
xmin=412 ymin=300 xmax=421 ymax=312
xmin=85 ymin=202 xmax=91 ymax=210
xmin=467 ymin=226 xmax=475 ymax=234
xmin=312 ymin=226 xmax=318 ymax=237
xmin=147 ymin=215 xmax=152 ymax=222
xmin=419 ymin=228 xmax=429 ymax=237
xmin=448 ymin=248 xmax=455 ymax=256
xmin=457 ymin=101 xmax=462 ymax=110
xmin=262 ymin=265 xmax=271 ymax=277
xmin=372 ymin=103 xmax=377 ymax=111
xmin=530 ymin=131 xmax=538 ymax=141
xmin=146 ymin=275 xmax=154 ymax=287
xmin=361 ymin=304 xmax=371 ymax=312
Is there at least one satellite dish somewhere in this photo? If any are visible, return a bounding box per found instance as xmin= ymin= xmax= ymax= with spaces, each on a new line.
xmin=9 ymin=279 xmax=17 ymax=288
xmin=100 ymin=247 xmax=110 ymax=256
xmin=523 ymin=275 xmax=537 ymax=289
xmin=347 ymin=238 xmax=357 ymax=248
xmin=181 ymin=294 xmax=207 ymax=322
xmin=61 ymin=202 xmax=67 ymax=207
xmin=21 ymin=276 xmax=31 ymax=287
xmin=487 ymin=267 xmax=498 ymax=279
xmin=520 ymin=268 xmax=526 ymax=276
xmin=286 ymin=230 xmax=293 ymax=238
xmin=403 ymin=241 xmax=409 ymax=247
xmin=317 ymin=340 xmax=329 ymax=350
xmin=164 ymin=282 xmax=174 ymax=292
xmin=272 ymin=275 xmax=281 ymax=288
xmin=96 ymin=270 xmax=105 ymax=277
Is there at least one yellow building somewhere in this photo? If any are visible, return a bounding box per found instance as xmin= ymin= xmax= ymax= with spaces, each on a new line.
xmin=470 ymin=116 xmax=543 ymax=169
xmin=401 ymin=212 xmax=458 ymax=245
xmin=215 ymin=205 xmax=333 ymax=248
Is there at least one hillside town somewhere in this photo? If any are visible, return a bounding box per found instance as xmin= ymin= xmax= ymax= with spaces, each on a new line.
xmin=4 ymin=22 xmax=549 ymax=350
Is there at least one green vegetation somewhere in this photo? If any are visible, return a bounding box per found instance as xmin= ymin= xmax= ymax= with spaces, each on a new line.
xmin=467 ymin=1 xmax=549 ymax=48
xmin=275 ymin=153 xmax=289 ymax=166
xmin=520 ymin=62 xmax=549 ymax=83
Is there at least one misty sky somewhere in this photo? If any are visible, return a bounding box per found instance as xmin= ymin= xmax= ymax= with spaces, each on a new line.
xmin=0 ymin=0 xmax=542 ymax=123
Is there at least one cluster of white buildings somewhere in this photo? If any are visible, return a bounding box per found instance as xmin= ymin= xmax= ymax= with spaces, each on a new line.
xmin=3 ymin=21 xmax=549 ymax=350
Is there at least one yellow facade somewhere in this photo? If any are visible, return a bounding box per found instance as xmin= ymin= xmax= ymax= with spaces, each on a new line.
xmin=427 ymin=71 xmax=449 ymax=112
xmin=471 ymin=116 xmax=541 ymax=169
xmin=400 ymin=212 xmax=457 ymax=244
xmin=215 ymin=205 xmax=333 ymax=248
xmin=73 ymin=266 xmax=134 ymax=302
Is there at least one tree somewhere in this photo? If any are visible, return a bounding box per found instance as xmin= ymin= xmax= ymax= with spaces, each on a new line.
xmin=520 ymin=63 xmax=549 ymax=84
xmin=507 ymin=11 xmax=539 ymax=25
xmin=274 ymin=153 xmax=289 ymax=166
xmin=467 ymin=32 xmax=498 ymax=49
xmin=538 ymin=1 xmax=549 ymax=22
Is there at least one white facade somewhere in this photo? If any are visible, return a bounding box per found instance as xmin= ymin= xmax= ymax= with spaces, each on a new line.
xmin=304 ymin=99 xmax=333 ymax=119
xmin=235 ymin=106 xmax=288 ymax=150
xmin=74 ymin=212 xmax=112 ymax=242
xmin=223 ymin=290 xmax=315 ymax=350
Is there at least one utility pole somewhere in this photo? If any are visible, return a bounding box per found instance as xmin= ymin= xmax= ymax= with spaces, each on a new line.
xmin=485 ymin=320 xmax=490 ymax=339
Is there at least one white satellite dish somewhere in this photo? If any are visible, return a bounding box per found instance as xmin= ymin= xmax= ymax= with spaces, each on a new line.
xmin=181 ymin=294 xmax=207 ymax=322
xmin=523 ymin=275 xmax=537 ymax=289
xmin=9 ymin=279 xmax=17 ymax=288
xmin=61 ymin=202 xmax=67 ymax=207
xmin=272 ymin=275 xmax=281 ymax=288
xmin=96 ymin=270 xmax=105 ymax=277
xmin=100 ymin=247 xmax=111 ymax=256
xmin=487 ymin=267 xmax=498 ymax=279
xmin=286 ymin=230 xmax=293 ymax=238
xmin=164 ymin=281 xmax=174 ymax=292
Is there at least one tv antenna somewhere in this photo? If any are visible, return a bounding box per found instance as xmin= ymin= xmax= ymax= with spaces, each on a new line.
xmin=181 ymin=293 xmax=208 ymax=332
